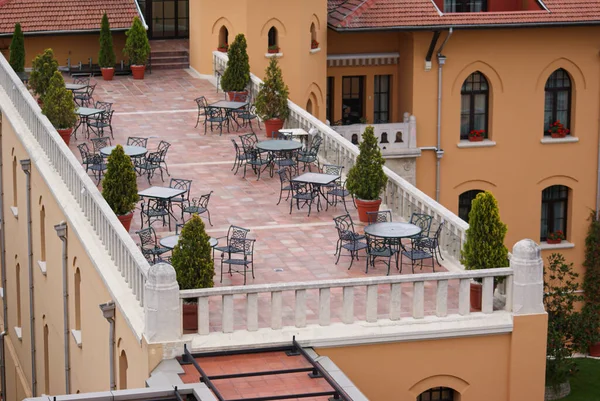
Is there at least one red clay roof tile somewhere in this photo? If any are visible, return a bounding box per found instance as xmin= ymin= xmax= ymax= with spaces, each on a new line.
xmin=328 ymin=0 xmax=600 ymax=29
xmin=0 ymin=0 xmax=141 ymax=35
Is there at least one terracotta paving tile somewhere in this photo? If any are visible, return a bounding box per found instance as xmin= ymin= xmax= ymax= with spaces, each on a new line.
xmin=65 ymin=70 xmax=463 ymax=332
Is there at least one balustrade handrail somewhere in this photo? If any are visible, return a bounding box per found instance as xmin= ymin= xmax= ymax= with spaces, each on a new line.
xmin=0 ymin=54 xmax=150 ymax=306
xmin=180 ymin=267 xmax=512 ymax=298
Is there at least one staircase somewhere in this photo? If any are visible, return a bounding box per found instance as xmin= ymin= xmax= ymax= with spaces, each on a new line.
xmin=150 ymin=49 xmax=189 ymax=70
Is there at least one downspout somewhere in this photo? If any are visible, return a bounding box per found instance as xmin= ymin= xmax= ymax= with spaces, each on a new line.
xmin=0 ymin=331 xmax=6 ymax=401
xmin=434 ymin=28 xmax=453 ymax=202
xmin=99 ymin=302 xmax=116 ymax=391
xmin=20 ymin=159 xmax=35 ymax=396
xmin=54 ymin=222 xmax=69 ymax=394
xmin=0 ymin=115 xmax=7 ymax=401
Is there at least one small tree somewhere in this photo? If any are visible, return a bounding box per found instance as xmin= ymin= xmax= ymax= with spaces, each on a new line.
xmin=254 ymin=57 xmax=289 ymax=121
xmin=124 ymin=16 xmax=150 ymax=66
xmin=220 ymin=33 xmax=250 ymax=92
xmin=171 ymin=214 xmax=214 ymax=290
xmin=544 ymin=253 xmax=583 ymax=390
xmin=42 ymin=71 xmax=77 ymax=129
xmin=460 ymin=191 xmax=509 ymax=271
xmin=345 ymin=126 xmax=387 ymax=200
xmin=102 ymin=145 xmax=139 ymax=216
xmin=98 ymin=13 xmax=116 ymax=68
xmin=29 ymin=49 xmax=58 ymax=100
xmin=9 ymin=23 xmax=25 ymax=73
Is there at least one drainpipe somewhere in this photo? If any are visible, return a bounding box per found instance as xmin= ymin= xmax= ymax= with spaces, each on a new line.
xmin=20 ymin=159 xmax=35 ymax=397
xmin=597 ymin=118 xmax=600 ymax=220
xmin=99 ymin=301 xmax=116 ymax=391
xmin=0 ymin=331 xmax=6 ymax=401
xmin=433 ymin=28 xmax=453 ymax=203
xmin=0 ymin=115 xmax=7 ymax=339
xmin=54 ymin=222 xmax=69 ymax=394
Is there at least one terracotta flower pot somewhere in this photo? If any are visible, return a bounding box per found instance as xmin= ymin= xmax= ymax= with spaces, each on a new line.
xmin=183 ymin=303 xmax=198 ymax=331
xmin=117 ymin=212 xmax=134 ymax=232
xmin=101 ymin=67 xmax=115 ymax=81
xmin=217 ymin=47 xmax=228 ymax=53
xmin=470 ymin=281 xmax=482 ymax=311
xmin=551 ymin=133 xmax=566 ymax=139
xmin=130 ymin=65 xmax=146 ymax=80
xmin=546 ymin=239 xmax=562 ymax=244
xmin=268 ymin=48 xmax=280 ymax=54
xmin=227 ymin=90 xmax=249 ymax=101
xmin=468 ymin=136 xmax=484 ymax=142
xmin=355 ymin=198 xmax=382 ymax=223
xmin=264 ymin=118 xmax=285 ymax=138
xmin=589 ymin=342 xmax=600 ymax=357
xmin=56 ymin=128 xmax=73 ymax=146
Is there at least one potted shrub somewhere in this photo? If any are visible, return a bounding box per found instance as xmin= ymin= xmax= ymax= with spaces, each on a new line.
xmin=311 ymin=40 xmax=319 ymax=50
xmin=9 ymin=23 xmax=25 ymax=73
xmin=345 ymin=126 xmax=387 ymax=222
xmin=124 ymin=16 xmax=151 ymax=80
xmin=42 ymin=71 xmax=78 ymax=145
xmin=220 ymin=33 xmax=250 ymax=100
xmin=468 ymin=129 xmax=484 ymax=142
xmin=268 ymin=45 xmax=280 ymax=54
xmin=98 ymin=13 xmax=117 ymax=81
xmin=548 ymin=120 xmax=569 ymax=138
xmin=255 ymin=57 xmax=289 ymax=138
xmin=578 ymin=211 xmax=600 ymax=356
xmin=170 ymin=214 xmax=214 ymax=331
xmin=460 ymin=191 xmax=509 ymax=311
xmin=102 ymin=145 xmax=139 ymax=231
xmin=217 ymin=43 xmax=228 ymax=52
xmin=29 ymin=48 xmax=58 ymax=105
xmin=546 ymin=230 xmax=565 ymax=244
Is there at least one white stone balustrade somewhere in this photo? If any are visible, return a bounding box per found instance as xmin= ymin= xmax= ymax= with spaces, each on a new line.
xmin=213 ymin=51 xmax=468 ymax=263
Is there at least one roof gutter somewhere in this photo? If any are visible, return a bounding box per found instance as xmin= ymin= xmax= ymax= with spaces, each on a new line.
xmin=0 ymin=28 xmax=129 ymax=38
xmin=329 ymin=20 xmax=600 ymax=32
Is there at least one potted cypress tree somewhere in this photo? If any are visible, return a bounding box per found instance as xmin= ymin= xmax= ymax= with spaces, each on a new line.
xmin=255 ymin=58 xmax=289 ymax=138
xmin=9 ymin=23 xmax=25 ymax=73
xmin=460 ymin=191 xmax=509 ymax=311
xmin=170 ymin=214 xmax=214 ymax=331
xmin=345 ymin=126 xmax=387 ymax=222
xmin=102 ymin=145 xmax=140 ymax=231
xmin=124 ymin=16 xmax=151 ymax=80
xmin=29 ymin=48 xmax=58 ymax=105
xmin=42 ymin=71 xmax=78 ymax=145
xmin=220 ymin=33 xmax=250 ymax=100
xmin=98 ymin=13 xmax=117 ymax=81
xmin=579 ymin=211 xmax=600 ymax=356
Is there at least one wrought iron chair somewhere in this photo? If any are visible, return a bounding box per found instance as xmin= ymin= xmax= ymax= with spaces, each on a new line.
xmin=73 ymin=75 xmax=91 ymax=85
xmin=182 ymin=191 xmax=214 ymax=226
xmin=231 ymin=139 xmax=248 ymax=175
xmin=215 ymin=225 xmax=251 ymax=278
xmin=194 ymin=96 xmax=208 ymax=128
xmin=77 ymin=143 xmax=106 ymax=185
xmin=168 ymin=178 xmax=193 ymax=219
xmin=273 ymin=148 xmax=299 ymax=177
xmin=366 ymin=210 xmax=393 ymax=224
xmin=298 ymin=135 xmax=322 ymax=172
xmin=290 ymin=181 xmax=319 ymax=217
xmin=409 ymin=213 xmax=434 ymax=241
xmin=87 ymin=110 xmax=114 ymax=139
xmin=136 ymin=227 xmax=170 ymax=264
xmin=140 ymin=198 xmax=171 ymax=230
xmin=236 ymin=104 xmax=261 ymax=133
xmin=332 ymin=214 xmax=365 ymax=258
xmin=127 ymin=136 xmax=148 ymax=147
xmin=244 ymin=150 xmax=270 ymax=181
xmin=365 ymin=234 xmax=399 ymax=275
xmin=148 ymin=140 xmax=171 ymax=180
xmin=220 ymin=237 xmax=255 ymax=285
xmin=74 ymin=83 xmax=96 ymax=107
xmin=94 ymin=100 xmax=113 ymax=113
xmin=414 ymin=219 xmax=445 ymax=266
xmin=333 ymin=215 xmax=367 ymax=269
xmin=400 ymin=237 xmax=435 ymax=273
xmin=276 ymin=168 xmax=293 ymax=205
xmin=90 ymin=136 xmax=111 ymax=154
xmin=321 ymin=164 xmax=352 ymax=212
xmin=204 ymin=106 xmax=228 ymax=135
xmin=135 ymin=151 xmax=162 ymax=184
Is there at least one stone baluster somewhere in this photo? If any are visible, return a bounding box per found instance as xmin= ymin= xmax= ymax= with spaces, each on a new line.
xmin=412 ymin=281 xmax=425 ymax=318
xmin=247 ymin=293 xmax=258 ymax=331
xmin=342 ymin=287 xmax=354 ymax=324
xmin=436 ymin=279 xmax=448 ymax=317
xmin=222 ymin=294 xmax=234 ymax=333
xmin=390 ymin=283 xmax=402 ymax=320
xmin=366 ymin=285 xmax=378 ymax=322
xmin=319 ymin=288 xmax=331 ymax=326
xmin=271 ymin=291 xmax=283 ymax=329
xmin=458 ymin=278 xmax=471 ymax=315
xmin=295 ymin=289 xmax=307 ymax=327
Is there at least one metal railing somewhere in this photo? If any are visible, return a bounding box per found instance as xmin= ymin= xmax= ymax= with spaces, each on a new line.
xmin=0 ymin=54 xmax=150 ymax=306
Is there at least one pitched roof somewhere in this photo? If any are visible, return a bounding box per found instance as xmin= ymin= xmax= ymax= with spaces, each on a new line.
xmin=0 ymin=0 xmax=141 ymax=35
xmin=328 ymin=0 xmax=600 ymax=30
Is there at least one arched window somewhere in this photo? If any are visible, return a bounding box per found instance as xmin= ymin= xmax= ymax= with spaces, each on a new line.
xmin=268 ymin=27 xmax=278 ymax=50
xmin=395 ymin=132 xmax=403 ymax=143
xmin=12 ymin=156 xmax=17 ymax=207
xmin=218 ymin=26 xmax=228 ymax=49
xmin=306 ymin=99 xmax=313 ymax=114
xmin=458 ymin=189 xmax=484 ymax=223
xmin=16 ymin=262 xmax=21 ymax=327
xmin=74 ymin=268 xmax=81 ymax=330
xmin=351 ymin=134 xmax=358 ymax=145
xmin=460 ymin=72 xmax=489 ymax=140
xmin=40 ymin=205 xmax=46 ymax=261
xmin=544 ymin=69 xmax=571 ymax=135
xmin=119 ymin=350 xmax=128 ymax=390
xmin=541 ymin=185 xmax=569 ymax=241
xmin=380 ymin=132 xmax=389 ymax=144
xmin=44 ymin=324 xmax=50 ymax=394
xmin=310 ymin=23 xmax=317 ymax=49
xmin=417 ymin=387 xmax=455 ymax=401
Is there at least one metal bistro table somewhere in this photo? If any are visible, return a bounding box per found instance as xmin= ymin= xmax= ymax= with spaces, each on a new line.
xmin=160 ymin=235 xmax=218 ymax=249
xmin=74 ymin=107 xmax=103 ymax=139
xmin=138 ymin=186 xmax=187 ymax=231
xmin=257 ymin=140 xmax=303 ymax=176
xmin=66 ymin=83 xmax=87 ymax=92
xmin=291 ymin=172 xmax=340 ymax=209
xmin=364 ymin=222 xmax=422 ymax=246
xmin=278 ymin=128 xmax=311 ymax=146
xmin=100 ymin=145 xmax=147 ymax=158
xmin=209 ymin=100 xmax=248 ymax=130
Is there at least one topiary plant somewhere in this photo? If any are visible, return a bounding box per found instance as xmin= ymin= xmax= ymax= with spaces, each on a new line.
xmin=9 ymin=23 xmax=25 ymax=73
xmin=42 ymin=71 xmax=77 ymax=129
xmin=460 ymin=191 xmax=509 ymax=271
xmin=98 ymin=13 xmax=116 ymax=68
xmin=254 ymin=57 xmax=289 ymax=121
xmin=124 ymin=16 xmax=150 ymax=66
xmin=102 ymin=145 xmax=139 ymax=216
xmin=171 ymin=214 xmax=214 ymax=290
xmin=345 ymin=126 xmax=387 ymax=200
xmin=220 ymin=33 xmax=250 ymax=92
xmin=29 ymin=49 xmax=58 ymax=101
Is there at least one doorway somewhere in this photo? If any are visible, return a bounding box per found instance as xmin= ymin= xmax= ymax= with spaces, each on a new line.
xmin=342 ymin=76 xmax=364 ymax=125
xmin=139 ymin=0 xmax=189 ymax=39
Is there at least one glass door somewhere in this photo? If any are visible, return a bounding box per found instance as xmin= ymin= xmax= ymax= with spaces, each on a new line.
xmin=147 ymin=0 xmax=189 ymax=39
xmin=342 ymin=76 xmax=364 ymax=125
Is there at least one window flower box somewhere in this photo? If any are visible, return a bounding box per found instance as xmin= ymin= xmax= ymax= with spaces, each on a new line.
xmin=468 ymin=129 xmax=485 ymax=142
xmin=311 ymin=40 xmax=319 ymax=50
xmin=217 ymin=44 xmax=228 ymax=53
xmin=546 ymin=230 xmax=565 ymax=244
xmin=548 ymin=120 xmax=569 ymax=138
xmin=268 ymin=46 xmax=280 ymax=54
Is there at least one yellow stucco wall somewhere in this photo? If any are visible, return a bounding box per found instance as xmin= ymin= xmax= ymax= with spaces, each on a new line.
xmin=317 ymin=314 xmax=547 ymax=401
xmin=0 ymin=110 xmax=153 ymax=398
xmin=190 ymin=0 xmax=327 ymax=120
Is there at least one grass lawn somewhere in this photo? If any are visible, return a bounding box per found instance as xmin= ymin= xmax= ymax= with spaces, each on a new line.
xmin=562 ymin=358 xmax=600 ymax=400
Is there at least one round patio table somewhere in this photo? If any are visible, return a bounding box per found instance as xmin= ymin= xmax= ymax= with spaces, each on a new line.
xmin=364 ymin=222 xmax=422 ymax=239
xmin=100 ymin=145 xmax=147 ymax=158
xmin=256 ymin=140 xmax=303 ymax=152
xmin=159 ymin=235 xmax=218 ymax=250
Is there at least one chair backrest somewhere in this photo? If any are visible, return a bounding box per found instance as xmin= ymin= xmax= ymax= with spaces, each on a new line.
xmin=239 ymin=134 xmax=257 ymax=154
xmin=73 ymin=75 xmax=90 ymax=85
xmin=231 ymin=138 xmax=242 ymax=156
xmin=157 ymin=140 xmax=171 ymax=154
xmin=77 ymin=143 xmax=90 ymax=158
xmin=90 ymin=137 xmax=111 ymax=152
xmin=86 ymin=83 xmax=97 ymax=96
xmin=309 ymin=136 xmax=323 ymax=155
xmin=431 ymin=219 xmax=445 ymax=240
xmin=409 ymin=213 xmax=434 ymax=236
xmin=136 ymin=227 xmax=156 ymax=248
xmin=195 ymin=96 xmax=208 ymax=109
xmin=227 ymin=225 xmax=250 ymax=252
xmin=175 ymin=223 xmax=185 ymax=235
xmin=169 ymin=178 xmax=192 ymax=199
xmin=205 ymin=105 xmax=222 ymax=118
xmin=95 ymin=101 xmax=113 ymax=112
xmin=333 ymin=214 xmax=358 ymax=241
xmin=195 ymin=191 xmax=213 ymax=208
xmin=277 ymin=168 xmax=291 ymax=185
xmin=366 ymin=234 xmax=389 ymax=253
xmin=322 ymin=164 xmax=343 ymax=176
xmin=127 ymin=137 xmax=148 ymax=147
xmin=366 ymin=210 xmax=392 ymax=224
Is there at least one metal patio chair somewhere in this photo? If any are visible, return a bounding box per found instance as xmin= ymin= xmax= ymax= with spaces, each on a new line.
xmin=140 ymin=198 xmax=171 ymax=230
xmin=220 ymin=237 xmax=255 ymax=285
xmin=231 ymin=138 xmax=249 ymax=175
xmin=194 ymin=96 xmax=208 ymax=128
xmin=136 ymin=227 xmax=170 ymax=264
xmin=400 ymin=237 xmax=435 ymax=273
xmin=182 ymin=191 xmax=214 ymax=226
xmin=289 ymin=181 xmax=320 ymax=217
xmin=333 ymin=215 xmax=367 ymax=269
xmin=365 ymin=234 xmax=399 ymax=275
xmin=169 ymin=178 xmax=193 ymax=220
xmin=276 ymin=168 xmax=293 ymax=205
xmin=414 ymin=219 xmax=445 ymax=266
